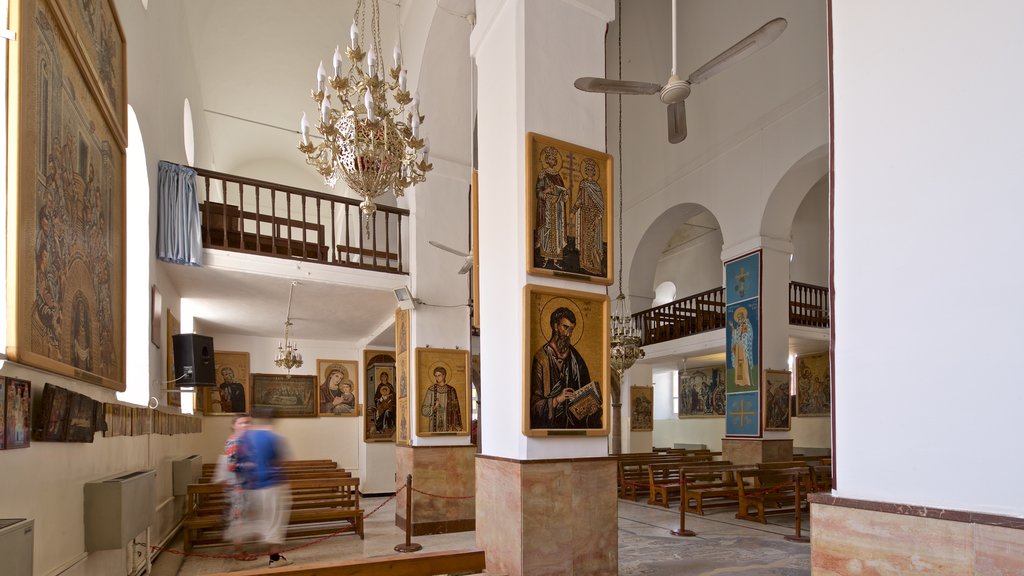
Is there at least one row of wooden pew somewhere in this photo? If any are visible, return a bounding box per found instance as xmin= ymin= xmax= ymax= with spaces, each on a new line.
xmin=184 ymin=459 xmax=365 ymax=552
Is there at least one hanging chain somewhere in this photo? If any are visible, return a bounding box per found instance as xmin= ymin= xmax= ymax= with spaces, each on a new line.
xmin=616 ymin=0 xmax=625 ymax=300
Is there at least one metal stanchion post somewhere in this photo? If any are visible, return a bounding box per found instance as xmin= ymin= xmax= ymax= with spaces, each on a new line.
xmin=670 ymin=472 xmax=696 ymax=537
xmin=784 ymin=471 xmax=810 ymax=543
xmin=395 ymin=474 xmax=423 ymax=552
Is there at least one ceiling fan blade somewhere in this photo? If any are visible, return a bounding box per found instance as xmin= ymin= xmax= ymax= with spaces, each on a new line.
xmin=668 ymin=101 xmax=687 ymax=144
xmin=428 ymin=240 xmax=470 ymax=258
xmin=687 ymin=17 xmax=787 ymax=85
xmin=458 ymin=259 xmax=474 ymax=275
xmin=574 ymin=77 xmax=662 ymax=96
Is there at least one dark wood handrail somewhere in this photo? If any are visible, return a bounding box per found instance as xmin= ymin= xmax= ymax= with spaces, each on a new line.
xmin=632 ymin=282 xmax=830 ymax=346
xmin=175 ymin=163 xmax=408 ymax=274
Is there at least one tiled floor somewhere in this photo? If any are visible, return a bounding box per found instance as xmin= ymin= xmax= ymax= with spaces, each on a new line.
xmin=155 ymin=495 xmax=811 ymax=575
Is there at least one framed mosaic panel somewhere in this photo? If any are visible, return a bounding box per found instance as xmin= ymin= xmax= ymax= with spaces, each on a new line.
xmin=764 ymin=369 xmax=792 ymax=431
xmin=524 ymin=284 xmax=609 ymax=436
xmin=726 ymin=391 xmax=760 ymax=437
xmin=363 ymin=350 xmax=396 ymax=442
xmin=629 ymin=385 xmax=654 ymax=432
xmin=317 ymin=359 xmax=359 ymax=416
xmin=201 ymin=351 xmax=250 ymax=415
xmin=7 ymin=0 xmax=127 ymax=391
xmin=796 ymin=352 xmax=831 ymax=417
xmin=415 ymin=348 xmax=470 ymax=437
xmin=165 ymin=308 xmax=180 ymax=407
xmin=396 ymin=397 xmax=410 ymax=445
xmin=250 ymin=373 xmax=316 ymax=418
xmin=526 ymin=132 xmax=613 ymax=285
xmin=32 ymin=382 xmax=70 ymax=441
xmin=678 ymin=366 xmax=727 ymax=418
xmin=0 ymin=379 xmax=5 ymax=449
xmin=395 ymin=308 xmax=409 ymax=355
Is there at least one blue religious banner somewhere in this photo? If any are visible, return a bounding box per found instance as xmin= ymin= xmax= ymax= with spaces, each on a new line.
xmin=726 ymin=391 xmax=760 ymax=436
xmin=725 ymin=250 xmax=761 ymax=437
xmin=725 ymin=252 xmax=760 ymax=304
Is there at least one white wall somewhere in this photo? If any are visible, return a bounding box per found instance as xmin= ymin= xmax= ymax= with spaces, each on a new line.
xmin=790 ymin=175 xmax=828 ymax=285
xmin=833 ymin=0 xmax=1024 ymax=515
xmin=652 ymin=230 xmax=724 ymax=301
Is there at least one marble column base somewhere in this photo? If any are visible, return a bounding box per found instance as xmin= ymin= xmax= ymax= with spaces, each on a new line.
xmin=475 ymin=455 xmax=618 ymax=576
xmin=721 ymin=437 xmax=793 ymax=464
xmin=810 ymin=494 xmax=1024 ymax=574
xmin=394 ymin=445 xmax=476 ymax=535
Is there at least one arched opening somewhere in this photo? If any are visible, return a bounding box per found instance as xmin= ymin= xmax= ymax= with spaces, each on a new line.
xmin=652 ymin=281 xmax=677 ymax=307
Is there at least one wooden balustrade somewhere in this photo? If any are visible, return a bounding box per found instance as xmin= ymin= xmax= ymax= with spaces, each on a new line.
xmin=633 ymin=282 xmax=830 ymax=346
xmin=183 ymin=164 xmax=408 ymax=274
xmin=789 ymin=281 xmax=829 ymax=327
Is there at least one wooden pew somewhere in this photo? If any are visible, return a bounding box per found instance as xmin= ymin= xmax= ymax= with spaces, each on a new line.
xmin=681 ymin=463 xmax=754 ymax=515
xmin=204 ymin=549 xmax=487 ymax=576
xmin=647 ymin=460 xmax=734 ymax=507
xmin=734 ymin=466 xmax=808 ymax=524
xmin=183 ymin=477 xmax=364 ymax=552
xmin=617 ymin=452 xmax=719 ymax=501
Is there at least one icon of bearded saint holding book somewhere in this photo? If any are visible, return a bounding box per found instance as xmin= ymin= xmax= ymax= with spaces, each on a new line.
xmin=530 ymin=306 xmax=602 ymax=429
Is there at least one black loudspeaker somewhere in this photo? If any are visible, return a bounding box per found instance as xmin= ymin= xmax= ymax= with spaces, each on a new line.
xmin=172 ymin=334 xmax=216 ymax=386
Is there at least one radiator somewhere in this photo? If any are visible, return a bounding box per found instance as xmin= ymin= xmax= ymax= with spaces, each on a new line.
xmin=172 ymin=455 xmax=202 ymax=496
xmin=83 ymin=470 xmax=156 ymax=551
xmin=0 ymin=519 xmax=33 ymax=576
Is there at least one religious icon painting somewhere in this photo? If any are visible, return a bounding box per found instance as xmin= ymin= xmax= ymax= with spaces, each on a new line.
xmin=725 ymin=300 xmax=760 ymax=394
xmin=725 ymin=251 xmax=761 ymax=304
xmin=316 ymin=359 xmax=359 ymax=417
xmin=33 ymin=383 xmax=70 ymax=441
xmin=166 ymin=309 xmax=181 ymax=407
xmin=396 ymin=353 xmax=409 ymax=400
xmin=396 ymin=397 xmax=410 ymax=445
xmin=678 ymin=366 xmax=727 ymax=418
xmin=526 ymin=133 xmax=614 ymax=285
xmin=395 ymin=308 xmax=409 ymax=355
xmin=415 ymin=348 xmax=470 ymax=437
xmin=250 ymin=374 xmax=317 ymax=418
xmin=0 ymin=378 xmax=6 ymax=449
xmin=4 ymin=378 xmax=32 ymax=449
xmin=726 ymin=391 xmax=760 ymax=437
xmin=363 ymin=350 xmax=397 ymax=442
xmin=629 ymin=386 xmax=654 ymax=432
xmin=795 ymin=352 xmax=831 ymax=417
xmin=202 ymin=351 xmax=250 ymax=415
xmin=523 ymin=284 xmax=610 ymax=437
xmin=764 ymin=369 xmax=792 ymax=431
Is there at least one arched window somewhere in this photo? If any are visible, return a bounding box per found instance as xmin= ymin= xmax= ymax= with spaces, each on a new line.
xmin=652 ymin=281 xmax=677 ymax=307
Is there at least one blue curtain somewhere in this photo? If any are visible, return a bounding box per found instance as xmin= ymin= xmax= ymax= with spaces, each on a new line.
xmin=156 ymin=161 xmax=202 ymax=266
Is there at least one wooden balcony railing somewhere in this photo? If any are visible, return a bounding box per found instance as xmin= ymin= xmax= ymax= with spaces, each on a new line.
xmin=789 ymin=281 xmax=829 ymax=328
xmin=632 ymin=282 xmax=830 ymax=346
xmin=186 ymin=164 xmax=408 ymax=274
xmin=632 ymin=287 xmax=726 ymax=346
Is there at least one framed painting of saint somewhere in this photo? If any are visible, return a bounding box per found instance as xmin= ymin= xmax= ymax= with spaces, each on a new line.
xmin=201 ymin=351 xmax=250 ymax=415
xmin=396 ymin=397 xmax=410 ymax=445
xmin=415 ymin=348 xmax=470 ymax=437
xmin=363 ymin=350 xmax=396 ymax=442
xmin=395 ymin=308 xmax=409 ymax=355
xmin=166 ymin=309 xmax=180 ymax=407
xmin=317 ymin=359 xmax=359 ymax=416
xmin=629 ymin=385 xmax=654 ymax=432
xmin=523 ymin=284 xmax=609 ymax=436
xmin=251 ymin=374 xmax=316 ymax=418
xmin=678 ymin=366 xmax=727 ymax=417
xmin=764 ymin=369 xmax=792 ymax=431
xmin=4 ymin=378 xmax=32 ymax=449
xmin=0 ymin=379 xmax=5 ymax=448
xmin=526 ymin=133 xmax=613 ymax=285
xmin=33 ymin=383 xmax=70 ymax=441
xmin=796 ymin=352 xmax=831 ymax=417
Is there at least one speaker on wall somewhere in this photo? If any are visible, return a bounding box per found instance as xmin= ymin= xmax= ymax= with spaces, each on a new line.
xmin=172 ymin=334 xmax=216 ymax=386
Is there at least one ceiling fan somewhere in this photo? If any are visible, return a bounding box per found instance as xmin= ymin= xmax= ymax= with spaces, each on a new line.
xmin=574 ymin=0 xmax=787 ymax=144
xmin=428 ymin=240 xmax=473 ymax=275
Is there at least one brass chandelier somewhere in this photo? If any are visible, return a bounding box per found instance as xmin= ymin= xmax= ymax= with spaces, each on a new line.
xmin=274 ymin=282 xmax=304 ymax=374
xmin=609 ymin=4 xmax=644 ymax=377
xmin=298 ymin=0 xmax=431 ymax=233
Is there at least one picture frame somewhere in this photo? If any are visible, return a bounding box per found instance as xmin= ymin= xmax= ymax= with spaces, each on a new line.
xmin=0 ymin=379 xmax=6 ymax=449
xmin=363 ymin=350 xmax=396 ymax=442
xmin=65 ymin=391 xmax=97 ymax=443
xmin=795 ymin=352 xmax=831 ymax=417
xmin=4 ymin=378 xmax=32 ymax=449
xmin=165 ymin=308 xmax=180 ymax=407
xmin=629 ymin=385 xmax=654 ymax=432
xmin=526 ymin=132 xmax=614 ymax=285
xmin=415 ymin=348 xmax=470 ymax=437
xmin=396 ymin=397 xmax=410 ymax=445
xmin=678 ymin=366 xmax=727 ymax=418
xmin=764 ymin=369 xmax=792 ymax=431
xmin=395 ymin=308 xmax=409 ymax=355
xmin=202 ymin=351 xmax=250 ymax=415
xmin=250 ymin=373 xmax=317 ymax=418
xmin=316 ymin=359 xmax=359 ymax=417
xmin=523 ymin=284 xmax=609 ymax=436
xmin=150 ymin=285 xmax=162 ymax=348
xmin=6 ymin=0 xmax=127 ymax=391
xmin=33 ymin=382 xmax=71 ymax=441
xmin=471 ymin=170 xmax=481 ymax=329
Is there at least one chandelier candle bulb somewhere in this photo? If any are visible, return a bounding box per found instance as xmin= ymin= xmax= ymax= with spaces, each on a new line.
xmin=365 ymin=90 xmax=376 ymax=122
xmin=399 ymin=69 xmax=407 ymax=91
xmin=393 ymin=42 xmax=401 ymax=67
xmin=350 ymin=19 xmax=359 ymax=49
xmin=333 ymin=46 xmax=343 ymax=77
xmin=411 ymin=113 xmax=419 ymax=137
xmin=367 ymin=46 xmax=377 ymax=77
xmin=300 ymin=113 xmax=310 ymax=145
xmin=317 ymin=61 xmax=327 ymax=92
xmin=422 ymin=139 xmax=430 ymax=163
xmin=321 ymin=97 xmax=330 ymax=124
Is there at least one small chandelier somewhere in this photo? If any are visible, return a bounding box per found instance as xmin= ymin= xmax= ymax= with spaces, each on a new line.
xmin=298 ymin=0 xmax=432 ymax=234
xmin=274 ymin=282 xmax=304 ymax=374
xmin=609 ymin=14 xmax=644 ymax=377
